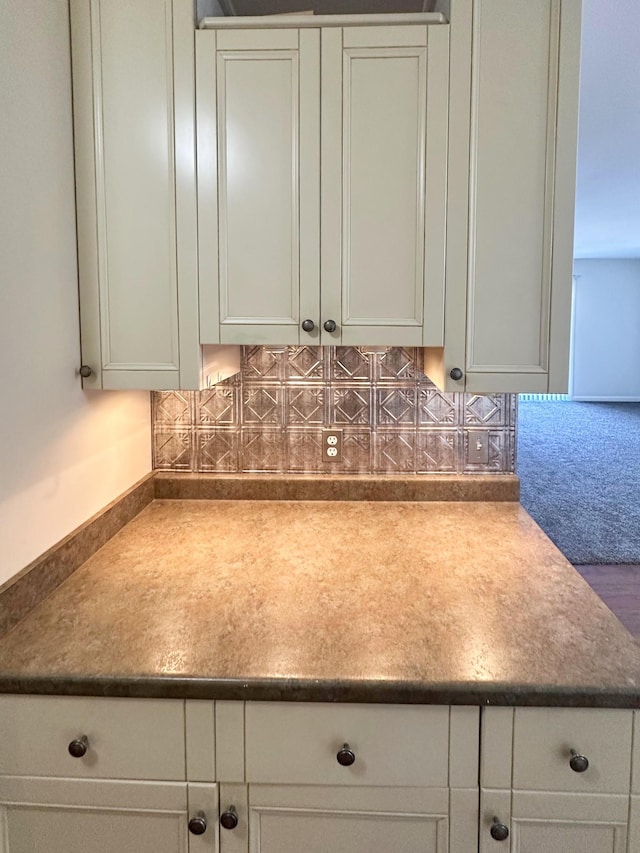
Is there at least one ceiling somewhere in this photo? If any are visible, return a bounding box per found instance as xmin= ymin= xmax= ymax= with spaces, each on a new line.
xmin=201 ymin=0 xmax=640 ymax=259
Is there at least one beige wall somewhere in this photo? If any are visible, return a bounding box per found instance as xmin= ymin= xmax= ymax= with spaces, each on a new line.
xmin=0 ymin=0 xmax=151 ymax=586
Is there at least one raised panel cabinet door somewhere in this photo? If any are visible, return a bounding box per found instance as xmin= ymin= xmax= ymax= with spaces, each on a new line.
xmin=70 ymin=0 xmax=200 ymax=390
xmin=0 ymin=778 xmax=219 ymax=853
xmin=463 ymin=0 xmax=580 ymax=394
xmin=245 ymin=785 xmax=466 ymax=853
xmin=197 ymin=28 xmax=320 ymax=346
xmin=480 ymin=789 xmax=628 ymax=853
xmin=321 ymin=24 xmax=449 ymax=347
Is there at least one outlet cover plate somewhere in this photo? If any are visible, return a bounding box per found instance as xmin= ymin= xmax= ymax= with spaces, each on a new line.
xmin=322 ymin=428 xmax=343 ymax=462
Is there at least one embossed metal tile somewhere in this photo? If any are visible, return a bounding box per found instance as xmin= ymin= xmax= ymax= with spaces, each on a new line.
xmin=197 ymin=386 xmax=237 ymax=425
xmin=153 ymin=391 xmax=193 ymax=426
xmin=376 ymin=387 xmax=417 ymax=426
xmin=153 ymin=429 xmax=193 ymax=470
xmin=240 ymin=429 xmax=285 ymax=473
xmin=464 ymin=394 xmax=508 ymax=426
xmin=198 ymin=429 xmax=238 ymax=472
xmin=285 ymin=346 xmax=326 ymax=382
xmin=332 ymin=346 xmax=372 ymax=382
xmin=286 ymin=387 xmax=326 ymax=425
xmin=152 ymin=346 xmax=516 ymax=475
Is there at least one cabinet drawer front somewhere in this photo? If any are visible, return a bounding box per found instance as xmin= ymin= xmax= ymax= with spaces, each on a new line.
xmin=512 ymin=708 xmax=633 ymax=794
xmin=0 ymin=696 xmax=185 ymax=781
xmin=245 ymin=702 xmax=449 ymax=786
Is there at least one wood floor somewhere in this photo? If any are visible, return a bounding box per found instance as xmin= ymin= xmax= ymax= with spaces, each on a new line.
xmin=575 ymin=565 xmax=640 ymax=640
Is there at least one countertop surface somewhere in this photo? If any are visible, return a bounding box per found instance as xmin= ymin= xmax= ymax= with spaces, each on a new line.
xmin=0 ymin=498 xmax=639 ymax=706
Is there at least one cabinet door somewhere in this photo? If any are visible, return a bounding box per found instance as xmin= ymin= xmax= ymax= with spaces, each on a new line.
xmin=322 ymin=24 xmax=449 ymax=347
xmin=425 ymin=0 xmax=581 ymax=394
xmin=70 ymin=0 xmax=200 ymax=390
xmin=480 ymin=789 xmax=628 ymax=853
xmin=239 ymin=785 xmax=475 ymax=853
xmin=0 ymin=777 xmax=218 ymax=853
xmin=197 ymin=28 xmax=320 ymax=347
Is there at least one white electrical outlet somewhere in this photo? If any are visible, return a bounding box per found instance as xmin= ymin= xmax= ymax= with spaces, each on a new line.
xmin=322 ymin=428 xmax=343 ymax=462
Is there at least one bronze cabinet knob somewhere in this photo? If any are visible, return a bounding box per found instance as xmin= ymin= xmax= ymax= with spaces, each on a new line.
xmin=336 ymin=743 xmax=356 ymax=767
xmin=323 ymin=319 xmax=337 ymax=333
xmin=569 ymin=749 xmax=589 ymax=773
xmin=301 ymin=319 xmax=315 ymax=332
xmin=449 ymin=367 xmax=463 ymax=381
xmin=220 ymin=806 xmax=239 ymax=830
xmin=490 ymin=818 xmax=509 ymax=841
xmin=79 ymin=365 xmax=93 ymax=378
xmin=188 ymin=814 xmax=207 ymax=835
xmin=68 ymin=736 xmax=88 ymax=758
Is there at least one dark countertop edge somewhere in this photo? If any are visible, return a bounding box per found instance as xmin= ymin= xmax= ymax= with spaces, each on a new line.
xmin=0 ymin=676 xmax=638 ymax=708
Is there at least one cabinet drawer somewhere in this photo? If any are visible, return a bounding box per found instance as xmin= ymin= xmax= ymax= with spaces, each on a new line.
xmin=512 ymin=708 xmax=633 ymax=794
xmin=0 ymin=696 xmax=185 ymax=781
xmin=245 ymin=702 xmax=450 ymax=787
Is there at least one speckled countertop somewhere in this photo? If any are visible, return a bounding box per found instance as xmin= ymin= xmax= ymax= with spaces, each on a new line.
xmin=0 ymin=499 xmax=639 ymax=706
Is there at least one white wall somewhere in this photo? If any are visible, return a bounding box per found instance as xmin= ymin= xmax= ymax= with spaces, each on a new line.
xmin=0 ymin=0 xmax=152 ymax=586
xmin=571 ymin=259 xmax=640 ymax=401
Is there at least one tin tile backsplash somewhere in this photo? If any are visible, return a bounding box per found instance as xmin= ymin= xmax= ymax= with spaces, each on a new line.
xmin=153 ymin=346 xmax=517 ymax=474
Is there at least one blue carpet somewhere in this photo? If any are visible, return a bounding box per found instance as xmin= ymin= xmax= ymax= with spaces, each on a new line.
xmin=517 ymin=400 xmax=640 ymax=564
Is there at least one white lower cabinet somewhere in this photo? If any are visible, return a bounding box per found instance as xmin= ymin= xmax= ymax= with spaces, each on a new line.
xmin=481 ymin=708 xmax=636 ymax=853
xmin=2 ymin=699 xmax=638 ymax=852
xmin=0 ymin=777 xmax=218 ymax=853
xmin=213 ymin=702 xmax=480 ymax=853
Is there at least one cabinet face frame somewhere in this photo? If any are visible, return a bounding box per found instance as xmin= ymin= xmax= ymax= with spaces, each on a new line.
xmin=71 ymin=0 xmax=200 ymax=390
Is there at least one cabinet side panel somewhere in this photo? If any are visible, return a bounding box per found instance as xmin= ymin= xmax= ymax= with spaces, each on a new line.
xmin=467 ymin=0 xmax=558 ymax=374
xmin=95 ymin=0 xmax=180 ymax=371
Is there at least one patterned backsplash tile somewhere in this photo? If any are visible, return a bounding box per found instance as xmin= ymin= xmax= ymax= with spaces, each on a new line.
xmin=153 ymin=346 xmax=517 ymax=475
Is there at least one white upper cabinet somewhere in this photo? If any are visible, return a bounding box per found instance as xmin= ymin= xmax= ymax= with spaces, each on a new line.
xmin=425 ymin=0 xmax=581 ymax=394
xmin=196 ymin=18 xmax=449 ymax=347
xmin=71 ymin=0 xmax=203 ymax=390
xmin=71 ymin=2 xmax=581 ymax=391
